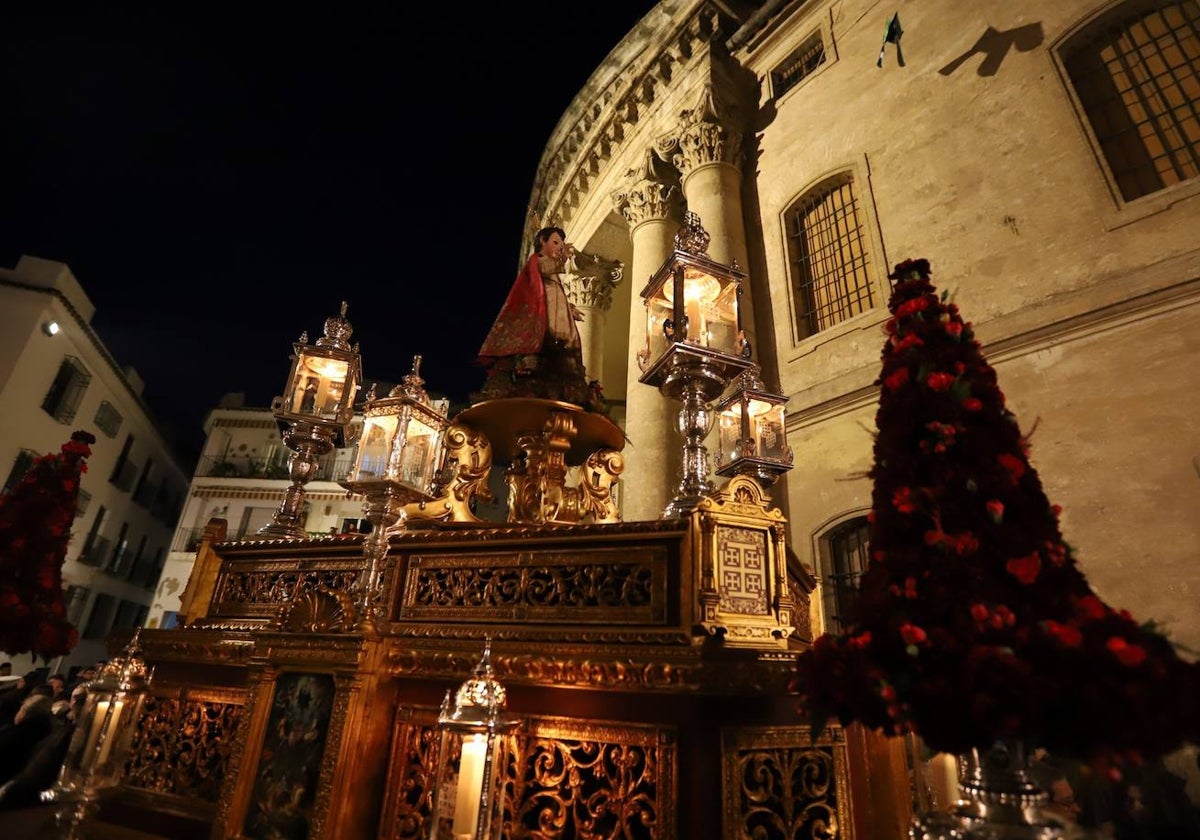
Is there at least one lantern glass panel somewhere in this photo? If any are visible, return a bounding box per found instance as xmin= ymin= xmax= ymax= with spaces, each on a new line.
xmin=58 ymin=689 xmax=148 ymax=793
xmin=395 ymin=415 xmax=441 ymax=490
xmin=658 ymin=268 xmax=740 ymax=352
xmin=718 ymin=405 xmax=742 ymax=464
xmin=290 ymin=350 xmax=351 ymax=420
xmin=755 ymin=403 xmax=788 ymax=460
xmin=351 ymin=415 xmax=398 ymax=481
xmin=646 ymin=295 xmax=673 ymax=363
xmin=430 ymin=728 xmax=508 ymax=840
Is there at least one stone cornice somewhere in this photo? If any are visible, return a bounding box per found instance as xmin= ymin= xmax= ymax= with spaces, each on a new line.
xmin=532 ymin=1 xmax=744 ymax=229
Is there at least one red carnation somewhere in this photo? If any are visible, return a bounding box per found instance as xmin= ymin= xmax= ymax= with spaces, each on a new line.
xmin=925 ymin=372 xmax=956 ymax=391
xmin=1106 ymin=637 xmax=1147 ymax=667
xmin=1045 ymin=620 xmax=1083 ymax=647
xmin=884 ymin=367 xmax=909 ymax=391
xmin=962 ymin=396 xmax=982 ymax=411
xmin=997 ymin=453 xmax=1026 ymax=484
xmin=893 ymin=486 xmax=918 ymax=513
xmin=896 ymin=297 xmax=930 ymax=318
xmin=1075 ymin=595 xmax=1108 ymax=622
xmin=944 ymin=320 xmax=963 ymax=338
xmin=1006 ymin=552 xmax=1041 ymax=584
xmin=900 ymin=623 xmax=928 ymax=645
xmin=986 ymin=500 xmax=1004 ymax=523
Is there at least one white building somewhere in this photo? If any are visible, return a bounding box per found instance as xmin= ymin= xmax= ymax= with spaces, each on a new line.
xmin=147 ymin=398 xmax=370 ymax=629
xmin=0 ymin=255 xmax=191 ymax=675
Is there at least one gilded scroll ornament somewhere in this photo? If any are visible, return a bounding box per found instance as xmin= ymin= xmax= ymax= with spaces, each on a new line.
xmin=403 ymin=422 xmax=494 ymax=524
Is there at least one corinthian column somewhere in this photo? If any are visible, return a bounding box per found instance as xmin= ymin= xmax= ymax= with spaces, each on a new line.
xmin=561 ymin=253 xmax=623 ymax=383
xmin=612 ymin=149 xmax=681 ymax=521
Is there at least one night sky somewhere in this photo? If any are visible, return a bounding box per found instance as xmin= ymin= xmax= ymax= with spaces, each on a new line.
xmin=1 ymin=4 xmax=659 ymax=464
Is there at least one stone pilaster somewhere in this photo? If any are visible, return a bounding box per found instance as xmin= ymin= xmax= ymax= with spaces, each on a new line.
xmin=612 ymin=149 xmax=682 ymax=521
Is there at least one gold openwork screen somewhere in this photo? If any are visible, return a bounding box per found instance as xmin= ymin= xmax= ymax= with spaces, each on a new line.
xmin=1064 ymin=1 xmax=1200 ymax=201
xmin=822 ymin=517 xmax=871 ymax=631
xmin=787 ymin=175 xmax=874 ymax=337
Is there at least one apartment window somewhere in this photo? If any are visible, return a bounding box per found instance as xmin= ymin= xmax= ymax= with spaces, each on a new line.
xmin=1063 ymin=2 xmax=1200 ymax=201
xmin=78 ymin=505 xmax=108 ymax=566
xmin=821 ymin=517 xmax=871 ymax=631
xmin=94 ymin=401 xmax=124 ymax=438
xmin=82 ymin=593 xmax=118 ymax=640
xmin=772 ymin=31 xmax=827 ymax=97
xmin=65 ymin=585 xmax=91 ymax=625
xmin=3 ymin=448 xmax=37 ymax=493
xmin=42 ymin=356 xmax=92 ymax=423
xmin=75 ymin=488 xmax=92 ymax=518
xmin=112 ymin=599 xmax=147 ymax=631
xmin=108 ymin=522 xmax=131 ymax=576
xmin=787 ymin=174 xmax=876 ymax=337
xmin=110 ymin=435 xmax=137 ymax=491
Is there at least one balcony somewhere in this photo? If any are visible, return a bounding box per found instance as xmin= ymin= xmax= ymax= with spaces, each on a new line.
xmin=195 ymin=453 xmax=355 ymax=482
xmin=78 ymin=536 xmax=112 ymax=567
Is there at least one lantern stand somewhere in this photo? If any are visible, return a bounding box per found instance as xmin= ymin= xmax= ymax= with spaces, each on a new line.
xmin=635 ymin=212 xmax=753 ymax=518
xmin=339 ymin=356 xmax=448 ymax=633
xmin=428 ymin=639 xmax=521 ymax=840
xmin=259 ymin=302 xmax=363 ymax=538
xmin=42 ymin=629 xmax=154 ymax=840
xmin=714 ymin=364 xmax=794 ymax=489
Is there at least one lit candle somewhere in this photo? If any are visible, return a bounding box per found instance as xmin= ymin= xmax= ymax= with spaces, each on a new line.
xmin=929 ymin=752 xmax=959 ymax=811
xmin=81 ymin=699 xmax=109 ymax=765
xmin=92 ymin=699 xmax=125 ymax=767
xmin=452 ymin=734 xmax=487 ymax=838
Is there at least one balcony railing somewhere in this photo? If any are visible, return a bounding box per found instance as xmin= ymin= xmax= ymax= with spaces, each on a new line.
xmin=78 ymin=536 xmax=112 ymax=567
xmin=195 ymin=453 xmax=355 ymax=482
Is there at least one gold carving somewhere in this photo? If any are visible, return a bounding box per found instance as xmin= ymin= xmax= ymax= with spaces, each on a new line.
xmin=124 ymin=692 xmax=245 ymax=803
xmin=716 ymin=525 xmax=770 ymax=615
xmin=379 ymin=707 xmax=441 ymax=840
xmin=400 ymin=547 xmax=664 ymax=623
xmin=275 ymin=587 xmax=356 ymax=633
xmin=722 ymin=725 xmax=853 ymax=840
xmin=403 ymin=422 xmax=494 ymax=524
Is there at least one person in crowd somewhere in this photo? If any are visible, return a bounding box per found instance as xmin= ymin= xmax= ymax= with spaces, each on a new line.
xmin=0 ymin=662 xmax=11 ymax=677
xmin=0 ymin=670 xmax=43 ymax=728
xmin=0 ymin=690 xmax=55 ymax=786
xmin=0 ymin=683 xmax=85 ymax=810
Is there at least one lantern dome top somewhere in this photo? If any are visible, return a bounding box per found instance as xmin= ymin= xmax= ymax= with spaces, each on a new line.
xmin=315 ymin=300 xmax=354 ymax=352
xmin=92 ymin=628 xmax=152 ymax=692
xmin=674 ymin=211 xmax=710 ymax=256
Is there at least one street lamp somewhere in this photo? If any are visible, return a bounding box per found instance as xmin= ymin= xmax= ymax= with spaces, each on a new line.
xmin=44 ymin=630 xmax=153 ymax=839
xmin=340 ymin=356 xmax=449 ymax=632
xmin=428 ymin=640 xmax=520 ymax=840
xmin=258 ymin=302 xmax=362 ymax=538
xmin=636 ymin=212 xmax=754 ymax=517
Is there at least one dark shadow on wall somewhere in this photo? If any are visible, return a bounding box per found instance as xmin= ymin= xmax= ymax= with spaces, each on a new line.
xmin=939 ymin=23 xmax=1044 ymax=77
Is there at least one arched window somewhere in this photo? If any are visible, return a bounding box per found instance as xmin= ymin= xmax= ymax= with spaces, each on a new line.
xmin=786 ymin=173 xmax=876 ymax=337
xmin=1063 ymin=2 xmax=1200 ymax=201
xmin=820 ymin=516 xmax=871 ymax=631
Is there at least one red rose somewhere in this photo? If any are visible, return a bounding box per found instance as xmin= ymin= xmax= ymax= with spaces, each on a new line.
xmin=925 ymin=372 xmax=956 ymax=391
xmin=1044 ymin=620 xmax=1083 ymax=647
xmin=1106 ymin=637 xmax=1147 ymax=667
xmin=896 ymin=297 xmax=930 ymax=318
xmin=892 ymin=486 xmax=918 ymax=513
xmin=945 ymin=321 xmax=963 ymax=337
xmin=900 ymin=623 xmax=927 ymax=645
xmin=970 ymin=603 xmax=989 ymax=623
xmin=884 ymin=367 xmax=910 ymax=391
xmin=892 ymin=332 xmax=925 ymax=353
xmin=1006 ymin=552 xmax=1041 ymax=584
xmin=997 ymin=453 xmax=1026 ymax=484
xmin=962 ymin=397 xmax=982 ymax=411
xmin=1075 ymin=595 xmax=1108 ymax=622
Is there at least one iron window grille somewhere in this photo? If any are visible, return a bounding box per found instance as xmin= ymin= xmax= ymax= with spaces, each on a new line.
xmin=1064 ymin=1 xmax=1200 ymax=201
xmin=821 ymin=517 xmax=871 ymax=631
xmin=772 ymin=31 xmax=827 ymax=98
xmin=3 ymin=448 xmax=37 ymax=493
xmin=788 ymin=174 xmax=875 ymax=337
xmin=94 ymin=400 xmax=124 ymax=438
xmin=41 ymin=356 xmax=92 ymax=423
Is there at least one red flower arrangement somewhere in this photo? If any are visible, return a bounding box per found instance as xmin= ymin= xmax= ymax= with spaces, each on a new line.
xmin=0 ymin=430 xmax=94 ymax=658
xmin=793 ymin=259 xmax=1200 ymax=773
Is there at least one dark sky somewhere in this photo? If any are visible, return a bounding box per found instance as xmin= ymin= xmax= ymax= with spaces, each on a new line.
xmin=1 ymin=4 xmax=659 ymax=464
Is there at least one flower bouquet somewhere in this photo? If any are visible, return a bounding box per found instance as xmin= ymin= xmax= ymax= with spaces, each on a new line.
xmin=0 ymin=430 xmax=94 ymax=658
xmin=793 ymin=260 xmax=1199 ymax=832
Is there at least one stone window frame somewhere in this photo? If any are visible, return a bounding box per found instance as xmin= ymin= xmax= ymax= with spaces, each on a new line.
xmin=769 ymin=27 xmax=832 ymax=101
xmin=780 ymin=158 xmax=890 ymax=347
xmin=811 ymin=510 xmax=872 ymax=634
xmin=1052 ymin=0 xmax=1200 ymax=218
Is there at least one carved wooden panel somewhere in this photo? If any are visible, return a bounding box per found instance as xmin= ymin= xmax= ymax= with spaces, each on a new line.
xmin=381 ymin=709 xmax=675 ymax=840
xmin=716 ymin=525 xmax=769 ymax=615
xmin=721 ymin=725 xmax=853 ymax=840
xmin=400 ymin=547 xmax=667 ymax=624
xmin=211 ymin=559 xmax=362 ymax=619
xmin=124 ymin=688 xmax=246 ymax=803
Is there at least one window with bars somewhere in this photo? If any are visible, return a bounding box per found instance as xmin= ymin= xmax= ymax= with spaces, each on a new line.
xmin=821 ymin=517 xmax=872 ymax=631
xmin=42 ymin=356 xmax=92 ymax=423
xmin=772 ymin=31 xmax=827 ymax=98
xmin=94 ymin=401 xmax=123 ymax=438
xmin=788 ymin=174 xmax=876 ymax=337
xmin=1064 ymin=1 xmax=1200 ymax=201
xmin=3 ymin=448 xmax=37 ymax=493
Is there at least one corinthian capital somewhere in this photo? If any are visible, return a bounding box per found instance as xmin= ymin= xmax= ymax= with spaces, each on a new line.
xmin=611 ymin=148 xmax=680 ymax=227
xmin=657 ymin=82 xmax=743 ymax=176
xmin=562 ymin=251 xmax=623 ymax=312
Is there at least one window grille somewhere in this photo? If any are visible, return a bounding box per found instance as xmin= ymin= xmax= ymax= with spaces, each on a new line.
xmin=94 ymin=401 xmax=123 ymax=438
xmin=42 ymin=356 xmax=92 ymax=423
xmin=772 ymin=31 xmax=827 ymax=97
xmin=821 ymin=517 xmax=872 ymax=631
xmin=788 ymin=175 xmax=875 ymax=336
xmin=75 ymin=488 xmax=92 ymax=518
xmin=3 ymin=448 xmax=37 ymax=493
xmin=1064 ymin=2 xmax=1200 ymax=200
